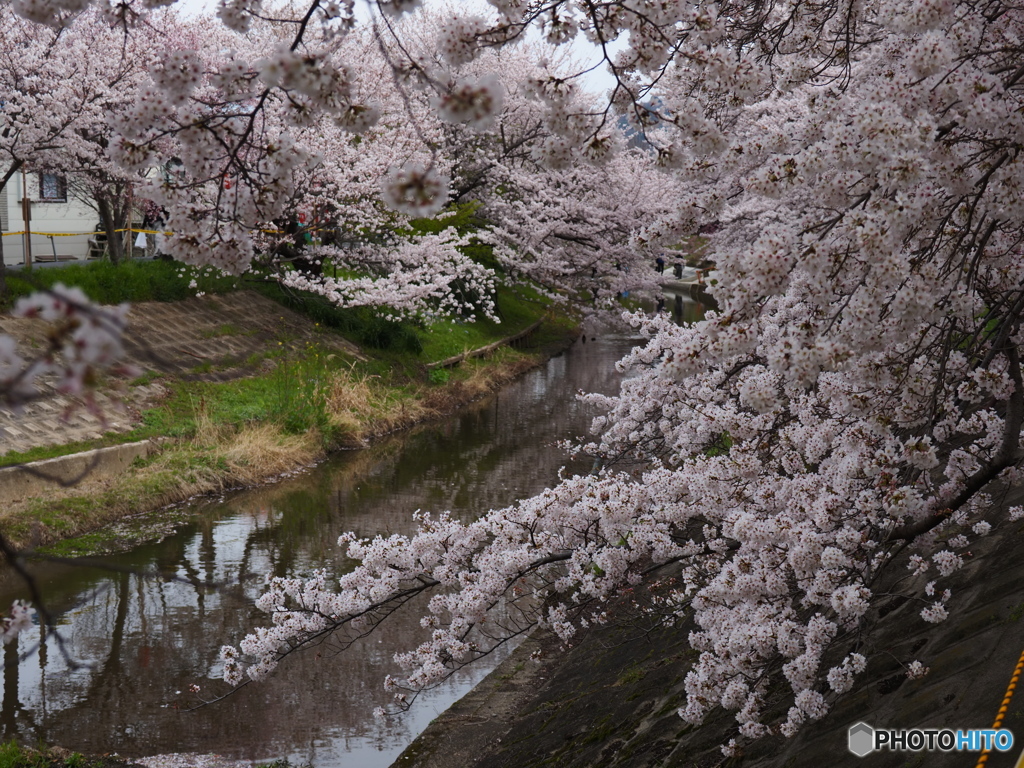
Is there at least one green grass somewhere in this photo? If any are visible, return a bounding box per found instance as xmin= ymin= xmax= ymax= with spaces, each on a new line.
xmin=1 ymin=257 xmax=426 ymax=360
xmin=193 ymin=344 xmax=343 ymax=438
xmin=0 ymin=291 xmax=564 ymax=468
xmin=248 ymin=277 xmax=555 ymax=377
xmin=0 ymin=344 xmax=368 ymax=468
xmin=2 ymin=246 xmax=554 ymax=366
xmin=0 ymin=742 xmax=132 ymax=768
xmin=415 ymin=283 xmax=550 ymax=361
xmin=132 ymin=343 xmax=366 ymax=447
xmin=1 ymin=259 xmax=239 ymax=308
xmin=428 ymin=368 xmax=451 ymax=385
xmin=0 ymin=433 xmax=143 ymax=468
xmin=250 ymin=281 xmax=424 ymax=352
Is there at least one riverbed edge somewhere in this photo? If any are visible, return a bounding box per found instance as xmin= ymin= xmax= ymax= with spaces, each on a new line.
xmin=0 ymin=318 xmax=581 ymax=556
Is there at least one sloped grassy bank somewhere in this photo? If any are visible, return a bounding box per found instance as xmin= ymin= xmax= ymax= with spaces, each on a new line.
xmin=0 ymin=742 xmax=145 ymax=768
xmin=0 ymin=260 xmax=580 ymax=553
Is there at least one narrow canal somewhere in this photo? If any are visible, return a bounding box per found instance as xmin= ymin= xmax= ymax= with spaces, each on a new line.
xmin=0 ymin=329 xmax=645 ymax=767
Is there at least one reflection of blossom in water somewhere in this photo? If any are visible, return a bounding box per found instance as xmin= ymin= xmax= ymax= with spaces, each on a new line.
xmin=0 ymin=338 xmax=633 ymax=766
xmin=1 ymin=601 xmax=33 ymax=644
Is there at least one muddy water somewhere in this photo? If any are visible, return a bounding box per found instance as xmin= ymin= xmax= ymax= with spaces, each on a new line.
xmin=0 ymin=332 xmax=638 ymax=767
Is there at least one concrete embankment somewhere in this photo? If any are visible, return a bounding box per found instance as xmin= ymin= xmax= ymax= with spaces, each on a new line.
xmin=0 ymin=440 xmax=159 ymax=505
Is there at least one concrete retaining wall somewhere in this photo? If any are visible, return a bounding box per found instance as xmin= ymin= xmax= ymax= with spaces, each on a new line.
xmin=0 ymin=440 xmax=158 ymax=504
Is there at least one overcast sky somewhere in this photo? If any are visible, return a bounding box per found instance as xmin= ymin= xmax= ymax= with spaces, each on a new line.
xmin=174 ymin=0 xmax=623 ymax=95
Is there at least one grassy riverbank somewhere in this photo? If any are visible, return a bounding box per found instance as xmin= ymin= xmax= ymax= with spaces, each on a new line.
xmin=7 ymin=347 xmax=557 ymax=552
xmin=0 ymin=743 xmax=144 ymax=768
xmin=0 ymin=265 xmax=580 ymax=551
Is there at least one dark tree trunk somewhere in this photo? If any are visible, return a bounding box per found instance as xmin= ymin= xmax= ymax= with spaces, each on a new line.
xmin=96 ymin=194 xmax=123 ymax=264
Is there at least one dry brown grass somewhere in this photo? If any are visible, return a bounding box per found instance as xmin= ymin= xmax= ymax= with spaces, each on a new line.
xmin=218 ymin=424 xmax=320 ymax=483
xmin=323 ymin=370 xmax=381 ymax=444
xmin=323 ymin=368 xmax=432 ymax=442
xmin=419 ymin=353 xmax=538 ymax=413
xmin=1 ymin=423 xmax=324 ymax=549
xmin=186 ymin=395 xmax=320 ymax=478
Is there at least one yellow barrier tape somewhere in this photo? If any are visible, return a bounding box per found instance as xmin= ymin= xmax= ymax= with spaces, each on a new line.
xmin=0 ymin=227 xmax=172 ymax=236
xmin=2 ymin=226 xmax=329 ymax=237
xmin=2 ymin=231 xmax=87 ymax=237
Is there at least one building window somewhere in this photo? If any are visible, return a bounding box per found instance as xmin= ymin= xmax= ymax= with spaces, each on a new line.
xmin=39 ymin=172 xmax=66 ymax=202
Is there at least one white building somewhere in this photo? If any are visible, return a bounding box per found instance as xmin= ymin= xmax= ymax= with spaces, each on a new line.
xmin=1 ymin=171 xmax=99 ymax=266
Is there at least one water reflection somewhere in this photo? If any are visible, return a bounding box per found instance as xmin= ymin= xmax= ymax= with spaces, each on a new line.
xmin=0 ymin=334 xmax=637 ymax=767
xmin=640 ymin=290 xmax=709 ymax=325
xmin=670 ymin=291 xmax=709 ymax=325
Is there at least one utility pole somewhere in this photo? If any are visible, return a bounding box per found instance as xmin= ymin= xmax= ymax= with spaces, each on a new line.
xmin=20 ymin=168 xmax=31 ymax=266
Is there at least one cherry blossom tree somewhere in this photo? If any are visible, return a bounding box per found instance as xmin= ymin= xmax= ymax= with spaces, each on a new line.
xmin=480 ymin=146 xmax=680 ymax=302
xmin=241 ymin=13 xmax=497 ymax=318
xmin=0 ymin=6 xmax=157 ymax=403
xmin=141 ymin=8 xmax=669 ymax=319
xmin=0 ymin=7 xmax=140 ymax=269
xmin=47 ymin=12 xmax=187 ymax=264
xmin=397 ymin=27 xmax=679 ymax=303
xmin=5 ymin=0 xmax=1024 ymax=754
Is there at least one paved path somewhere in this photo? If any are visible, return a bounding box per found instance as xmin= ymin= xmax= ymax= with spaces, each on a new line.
xmin=0 ymin=291 xmax=362 ymax=457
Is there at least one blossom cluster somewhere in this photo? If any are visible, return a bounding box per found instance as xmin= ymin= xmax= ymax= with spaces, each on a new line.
xmin=5 ymin=0 xmax=1024 ymax=754
xmin=213 ymin=0 xmax=1024 ymax=748
xmin=5 ymin=284 xmax=131 ymax=401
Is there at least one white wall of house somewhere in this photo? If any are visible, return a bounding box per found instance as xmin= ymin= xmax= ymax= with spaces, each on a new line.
xmin=1 ymin=171 xmax=99 ymax=266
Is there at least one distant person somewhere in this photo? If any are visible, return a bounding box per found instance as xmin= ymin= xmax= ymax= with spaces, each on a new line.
xmin=655 ymin=255 xmax=665 ymax=274
xmin=153 ymin=209 xmax=171 ymax=260
xmin=140 ymin=211 xmax=157 ymax=258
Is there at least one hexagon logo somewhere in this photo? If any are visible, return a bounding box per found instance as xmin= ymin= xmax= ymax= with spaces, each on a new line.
xmin=849 ymin=722 xmax=875 ymax=757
